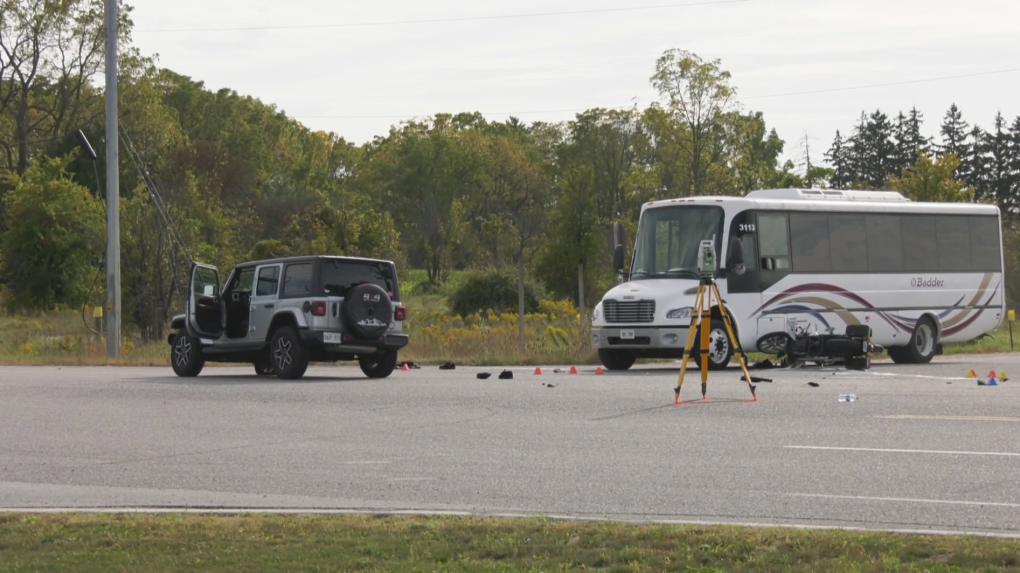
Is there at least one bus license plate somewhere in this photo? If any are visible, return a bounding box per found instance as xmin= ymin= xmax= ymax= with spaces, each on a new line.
xmin=323 ymin=332 xmax=343 ymax=344
xmin=620 ymin=330 xmax=635 ymax=340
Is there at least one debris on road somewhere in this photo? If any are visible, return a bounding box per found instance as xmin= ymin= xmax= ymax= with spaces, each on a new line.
xmin=477 ymin=372 xmax=491 ymax=380
xmin=439 ymin=362 xmax=456 ymax=370
xmin=499 ymin=370 xmax=514 ymax=380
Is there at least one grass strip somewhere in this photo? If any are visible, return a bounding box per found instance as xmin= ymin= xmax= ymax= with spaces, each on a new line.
xmin=1 ymin=513 xmax=1019 ymax=572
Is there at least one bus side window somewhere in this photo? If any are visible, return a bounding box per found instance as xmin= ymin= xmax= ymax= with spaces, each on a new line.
xmin=757 ymin=213 xmax=790 ymax=271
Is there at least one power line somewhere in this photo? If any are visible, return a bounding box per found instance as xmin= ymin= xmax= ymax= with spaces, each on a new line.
xmin=742 ymin=67 xmax=1020 ymax=100
xmin=294 ymin=67 xmax=1020 ymax=121
xmin=136 ymin=0 xmax=749 ymax=33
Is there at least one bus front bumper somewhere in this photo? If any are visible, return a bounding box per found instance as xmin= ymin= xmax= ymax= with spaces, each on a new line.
xmin=591 ymin=326 xmax=691 ymax=350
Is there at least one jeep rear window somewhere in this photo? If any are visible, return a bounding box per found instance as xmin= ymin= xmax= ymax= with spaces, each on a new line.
xmin=282 ymin=263 xmax=313 ymax=296
xmin=322 ymin=260 xmax=397 ymax=300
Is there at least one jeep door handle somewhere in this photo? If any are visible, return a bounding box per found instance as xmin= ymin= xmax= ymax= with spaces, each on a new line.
xmin=264 ymin=304 xmax=274 ymax=309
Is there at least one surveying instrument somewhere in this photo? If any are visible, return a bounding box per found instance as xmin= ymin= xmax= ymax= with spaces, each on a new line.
xmin=674 ymin=239 xmax=758 ymax=403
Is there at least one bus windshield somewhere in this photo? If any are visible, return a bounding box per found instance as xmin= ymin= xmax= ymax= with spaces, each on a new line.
xmin=630 ymin=206 xmax=724 ymax=280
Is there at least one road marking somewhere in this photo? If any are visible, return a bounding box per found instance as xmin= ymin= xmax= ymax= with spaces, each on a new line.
xmin=783 ymin=493 xmax=1020 ymax=509
xmin=785 ymin=446 xmax=1020 ymax=457
xmin=877 ymin=415 xmax=1020 ymax=423
xmin=339 ymin=461 xmax=392 ymax=465
xmin=829 ymin=371 xmax=972 ymax=381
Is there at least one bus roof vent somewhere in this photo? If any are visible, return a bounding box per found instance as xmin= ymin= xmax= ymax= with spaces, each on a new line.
xmin=745 ymin=188 xmax=911 ymax=202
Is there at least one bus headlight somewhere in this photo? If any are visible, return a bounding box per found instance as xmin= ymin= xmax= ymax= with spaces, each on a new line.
xmin=667 ymin=307 xmax=692 ymax=320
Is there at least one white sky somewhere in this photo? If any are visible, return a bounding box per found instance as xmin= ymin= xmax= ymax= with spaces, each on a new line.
xmin=128 ymin=0 xmax=1020 ymax=167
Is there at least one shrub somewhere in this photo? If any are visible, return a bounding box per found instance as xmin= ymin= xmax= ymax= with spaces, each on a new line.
xmin=450 ymin=269 xmax=541 ymax=317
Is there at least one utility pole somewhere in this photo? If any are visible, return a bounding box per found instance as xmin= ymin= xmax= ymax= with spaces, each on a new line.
xmin=105 ymin=0 xmax=121 ymax=357
xmin=803 ymin=132 xmax=813 ymax=187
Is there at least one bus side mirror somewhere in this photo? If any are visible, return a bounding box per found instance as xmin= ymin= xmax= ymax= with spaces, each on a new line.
xmin=727 ymin=237 xmax=745 ymax=275
xmin=613 ymin=244 xmax=625 ymax=271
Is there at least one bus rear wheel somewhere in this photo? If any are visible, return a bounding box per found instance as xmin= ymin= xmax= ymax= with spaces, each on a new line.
xmin=889 ymin=318 xmax=937 ymax=364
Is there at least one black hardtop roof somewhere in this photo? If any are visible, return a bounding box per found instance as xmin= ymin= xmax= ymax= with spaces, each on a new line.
xmin=235 ymin=255 xmax=395 ymax=269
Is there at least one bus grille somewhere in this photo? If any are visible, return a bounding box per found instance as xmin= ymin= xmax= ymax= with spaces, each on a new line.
xmin=604 ymin=300 xmax=655 ymax=323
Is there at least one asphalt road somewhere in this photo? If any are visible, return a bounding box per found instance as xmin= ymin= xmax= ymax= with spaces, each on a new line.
xmin=2 ymin=354 xmax=1020 ymax=536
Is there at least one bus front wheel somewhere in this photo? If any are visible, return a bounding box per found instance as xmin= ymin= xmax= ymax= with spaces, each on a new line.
xmin=692 ymin=319 xmax=733 ymax=371
xmin=598 ymin=349 xmax=636 ymax=371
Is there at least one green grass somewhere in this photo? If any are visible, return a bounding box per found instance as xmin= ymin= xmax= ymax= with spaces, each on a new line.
xmin=1 ymin=298 xmax=1016 ymax=367
xmin=1 ymin=513 xmax=1018 ymax=572
xmin=943 ymin=322 xmax=1020 ymax=355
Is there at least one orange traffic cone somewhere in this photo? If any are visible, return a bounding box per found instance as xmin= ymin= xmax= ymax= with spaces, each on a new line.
xmin=569 ymin=366 xmax=578 ymax=374
xmin=965 ymin=369 xmax=977 ymax=378
xmin=401 ymin=364 xmax=410 ymax=371
xmin=534 ymin=367 xmax=542 ymax=375
xmin=595 ymin=366 xmax=604 ymax=375
xmin=988 ymin=370 xmax=997 ymax=379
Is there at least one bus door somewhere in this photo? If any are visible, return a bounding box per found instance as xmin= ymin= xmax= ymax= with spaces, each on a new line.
xmin=724 ymin=210 xmax=761 ymax=347
xmin=754 ymin=212 xmax=795 ymax=351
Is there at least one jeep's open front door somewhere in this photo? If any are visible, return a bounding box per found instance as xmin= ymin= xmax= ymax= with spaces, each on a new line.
xmin=188 ymin=262 xmax=223 ymax=339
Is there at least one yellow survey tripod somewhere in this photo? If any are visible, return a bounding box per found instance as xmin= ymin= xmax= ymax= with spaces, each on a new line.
xmin=674 ymin=244 xmax=758 ymax=403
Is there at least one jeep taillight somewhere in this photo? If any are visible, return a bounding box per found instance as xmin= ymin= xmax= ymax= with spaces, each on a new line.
xmin=311 ymin=301 xmax=327 ymax=316
xmin=395 ymin=306 xmax=406 ymax=321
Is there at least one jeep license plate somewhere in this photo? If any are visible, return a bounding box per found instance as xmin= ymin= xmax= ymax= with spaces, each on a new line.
xmin=620 ymin=330 xmax=635 ymax=340
xmin=323 ymin=332 xmax=343 ymax=344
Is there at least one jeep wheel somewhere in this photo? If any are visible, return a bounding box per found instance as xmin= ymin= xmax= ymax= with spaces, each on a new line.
xmin=359 ymin=350 xmax=398 ymax=379
xmin=271 ymin=327 xmax=309 ymax=380
xmin=171 ymin=332 xmax=205 ymax=377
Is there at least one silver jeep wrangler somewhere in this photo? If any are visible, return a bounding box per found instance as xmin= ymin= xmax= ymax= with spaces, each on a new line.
xmin=167 ymin=256 xmax=408 ymax=380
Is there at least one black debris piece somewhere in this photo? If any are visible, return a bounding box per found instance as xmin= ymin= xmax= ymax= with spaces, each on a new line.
xmin=439 ymin=362 xmax=456 ymax=370
xmin=742 ymin=375 xmax=773 ymax=383
xmin=543 ymin=382 xmax=559 ymax=388
xmin=807 ymin=382 xmax=820 ymax=387
xmin=476 ymin=372 xmax=491 ymax=380
xmin=498 ymin=370 xmax=514 ymax=380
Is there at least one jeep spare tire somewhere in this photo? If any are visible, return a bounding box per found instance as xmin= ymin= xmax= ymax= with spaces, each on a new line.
xmin=342 ymin=283 xmax=393 ymax=339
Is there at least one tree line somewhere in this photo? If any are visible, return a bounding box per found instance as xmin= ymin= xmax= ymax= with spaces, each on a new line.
xmin=823 ymin=105 xmax=1020 ymax=208
xmin=2 ymin=0 xmax=1018 ymax=342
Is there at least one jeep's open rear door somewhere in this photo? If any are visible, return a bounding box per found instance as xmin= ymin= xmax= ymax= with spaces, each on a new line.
xmin=188 ymin=262 xmax=223 ymax=338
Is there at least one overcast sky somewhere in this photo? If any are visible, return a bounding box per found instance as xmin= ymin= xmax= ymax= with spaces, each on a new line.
xmin=128 ymin=0 xmax=1020 ymax=167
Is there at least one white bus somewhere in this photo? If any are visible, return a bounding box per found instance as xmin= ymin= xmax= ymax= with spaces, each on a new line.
xmin=592 ymin=188 xmax=1006 ymax=370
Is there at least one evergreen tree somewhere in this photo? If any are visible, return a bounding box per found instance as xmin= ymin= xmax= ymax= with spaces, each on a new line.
xmin=963 ymin=125 xmax=989 ymax=202
xmin=939 ymin=104 xmax=970 ymax=179
xmin=891 ymin=111 xmax=911 ymax=175
xmin=846 ymin=112 xmax=869 ymax=187
xmin=824 ymin=130 xmax=851 ymax=189
xmin=1004 ymin=116 xmax=1020 ymax=217
xmin=862 ymin=109 xmax=896 ymax=188
xmin=983 ymin=112 xmax=1011 ymax=207
xmin=903 ymin=107 xmax=931 ymax=162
